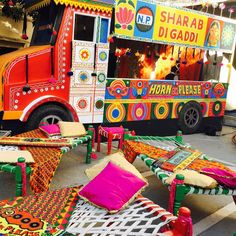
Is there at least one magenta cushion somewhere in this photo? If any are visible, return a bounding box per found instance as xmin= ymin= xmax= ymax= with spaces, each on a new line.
xmin=201 ymin=167 xmax=236 ymax=188
xmin=78 ymin=162 xmax=147 ymax=213
xmin=39 ymin=124 xmax=61 ymax=137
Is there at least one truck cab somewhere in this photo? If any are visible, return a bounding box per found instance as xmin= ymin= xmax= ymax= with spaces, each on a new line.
xmin=0 ymin=0 xmax=113 ymax=131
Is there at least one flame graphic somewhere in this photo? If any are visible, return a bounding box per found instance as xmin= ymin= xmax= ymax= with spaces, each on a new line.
xmin=138 ymin=46 xmax=203 ymax=80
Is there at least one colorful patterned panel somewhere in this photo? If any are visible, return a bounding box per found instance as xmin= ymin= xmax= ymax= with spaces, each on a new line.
xmin=212 ymin=83 xmax=227 ymax=99
xmin=104 ymin=103 xmax=127 ymax=123
xmin=104 ymin=79 xmax=228 ymax=122
xmin=106 ymin=79 xmax=130 ymax=99
xmin=171 ymin=102 xmax=185 ymax=119
xmin=0 ymin=205 xmax=62 ymax=235
xmin=72 ymin=69 xmax=93 ymax=87
xmin=130 ymin=80 xmax=149 ymax=99
xmin=200 ymin=101 xmax=208 ymax=117
xmin=96 ymin=72 xmax=107 ymax=87
xmin=73 ymin=96 xmax=91 ymax=113
xmin=152 ymin=102 xmax=173 ymax=119
xmin=208 ymin=101 xmax=225 ymax=117
xmin=127 ymin=103 xmax=151 ymax=121
xmin=74 ymin=44 xmax=94 ymax=65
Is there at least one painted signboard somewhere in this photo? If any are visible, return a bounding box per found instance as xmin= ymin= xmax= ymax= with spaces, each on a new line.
xmin=104 ymin=79 xmax=227 ymax=122
xmin=114 ymin=0 xmax=236 ymax=53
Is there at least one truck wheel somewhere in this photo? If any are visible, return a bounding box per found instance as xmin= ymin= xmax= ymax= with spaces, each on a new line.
xmin=26 ymin=105 xmax=72 ymax=131
xmin=178 ymin=101 xmax=202 ymax=134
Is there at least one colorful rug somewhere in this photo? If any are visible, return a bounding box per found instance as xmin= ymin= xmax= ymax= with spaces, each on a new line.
xmin=1 ymin=186 xmax=81 ymax=231
xmin=124 ymin=140 xmax=234 ymax=173
xmin=16 ymin=129 xmax=64 ymax=194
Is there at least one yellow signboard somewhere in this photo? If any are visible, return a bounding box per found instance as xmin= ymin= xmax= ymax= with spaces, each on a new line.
xmin=114 ymin=0 xmax=236 ymax=52
xmin=153 ymin=6 xmax=208 ymax=47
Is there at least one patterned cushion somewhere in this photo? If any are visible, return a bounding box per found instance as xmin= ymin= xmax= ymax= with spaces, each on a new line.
xmin=79 ymin=162 xmax=147 ymax=213
xmin=165 ymin=169 xmax=217 ymax=189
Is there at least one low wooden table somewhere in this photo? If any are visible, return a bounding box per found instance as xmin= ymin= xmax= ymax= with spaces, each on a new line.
xmin=0 ymin=128 xmax=93 ymax=196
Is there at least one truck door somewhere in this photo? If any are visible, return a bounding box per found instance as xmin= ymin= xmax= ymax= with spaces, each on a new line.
xmin=71 ymin=12 xmax=110 ymax=124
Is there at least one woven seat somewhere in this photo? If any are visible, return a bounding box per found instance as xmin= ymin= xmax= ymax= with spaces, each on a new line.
xmin=0 ymin=186 xmax=192 ymax=235
xmin=0 ymin=128 xmax=94 ymax=196
xmin=123 ymin=131 xmax=236 ymax=215
xmin=97 ymin=125 xmax=124 ymax=155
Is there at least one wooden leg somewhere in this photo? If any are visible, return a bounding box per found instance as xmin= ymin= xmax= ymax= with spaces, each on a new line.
xmin=88 ymin=125 xmax=95 ymax=148
xmin=118 ymin=134 xmax=124 ymax=150
xmin=168 ymin=174 xmax=186 ymax=216
xmin=97 ymin=126 xmax=101 ymax=152
xmin=107 ymin=132 xmax=113 ymax=155
xmin=15 ymin=157 xmax=27 ymax=197
xmin=86 ymin=129 xmax=93 ymax=164
xmin=173 ymin=175 xmax=187 ymax=216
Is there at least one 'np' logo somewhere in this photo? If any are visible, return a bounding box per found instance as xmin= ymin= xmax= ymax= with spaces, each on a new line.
xmin=135 ymin=6 xmax=154 ymax=32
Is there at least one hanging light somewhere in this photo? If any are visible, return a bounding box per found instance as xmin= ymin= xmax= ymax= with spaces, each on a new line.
xmin=212 ymin=2 xmax=218 ymax=15
xmin=229 ymin=8 xmax=235 ymax=18
xmin=219 ymin=3 xmax=226 ymax=16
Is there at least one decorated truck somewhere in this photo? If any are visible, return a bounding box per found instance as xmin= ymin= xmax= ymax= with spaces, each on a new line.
xmin=0 ymin=0 xmax=235 ymax=134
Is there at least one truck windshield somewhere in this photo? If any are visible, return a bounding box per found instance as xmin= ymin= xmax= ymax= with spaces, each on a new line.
xmin=30 ymin=3 xmax=61 ymax=46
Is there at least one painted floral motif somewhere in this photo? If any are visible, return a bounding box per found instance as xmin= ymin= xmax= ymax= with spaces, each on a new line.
xmin=115 ymin=7 xmax=134 ymax=30
xmin=79 ymin=49 xmax=90 ymax=61
xmin=99 ymin=51 xmax=107 ymax=61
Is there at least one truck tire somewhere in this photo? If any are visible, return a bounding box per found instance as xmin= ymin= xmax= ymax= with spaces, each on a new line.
xmin=26 ymin=105 xmax=72 ymax=131
xmin=178 ymin=101 xmax=202 ymax=134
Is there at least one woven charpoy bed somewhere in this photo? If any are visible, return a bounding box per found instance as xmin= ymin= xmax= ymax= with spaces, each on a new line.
xmin=0 ymin=186 xmax=192 ymax=235
xmin=0 ymin=128 xmax=93 ymax=196
xmin=123 ymin=131 xmax=236 ymax=216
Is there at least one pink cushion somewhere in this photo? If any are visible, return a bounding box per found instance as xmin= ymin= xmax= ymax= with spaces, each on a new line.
xmin=78 ymin=162 xmax=147 ymax=213
xmin=39 ymin=124 xmax=61 ymax=137
xmin=103 ymin=127 xmax=124 ymax=134
xmin=201 ymin=168 xmax=236 ymax=188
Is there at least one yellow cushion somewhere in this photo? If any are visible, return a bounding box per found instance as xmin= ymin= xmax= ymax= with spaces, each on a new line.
xmin=0 ymin=150 xmax=34 ymax=163
xmin=85 ymin=151 xmax=147 ymax=183
xmin=58 ymin=121 xmax=87 ymax=137
xmin=165 ymin=170 xmax=218 ymax=189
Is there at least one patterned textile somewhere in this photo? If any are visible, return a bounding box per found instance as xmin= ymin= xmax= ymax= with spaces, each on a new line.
xmin=140 ymin=155 xmax=236 ymax=195
xmin=0 ymin=204 xmax=63 ymax=235
xmin=13 ymin=129 xmax=92 ymax=194
xmin=0 ymin=136 xmax=73 ymax=147
xmin=124 ymin=140 xmax=175 ymax=163
xmin=124 ymin=140 xmax=234 ymax=173
xmin=3 ymin=186 xmax=81 ymax=230
xmin=16 ymin=129 xmax=64 ymax=194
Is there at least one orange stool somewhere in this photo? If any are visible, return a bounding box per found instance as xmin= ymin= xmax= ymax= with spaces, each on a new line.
xmin=97 ymin=126 xmax=124 ymax=155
